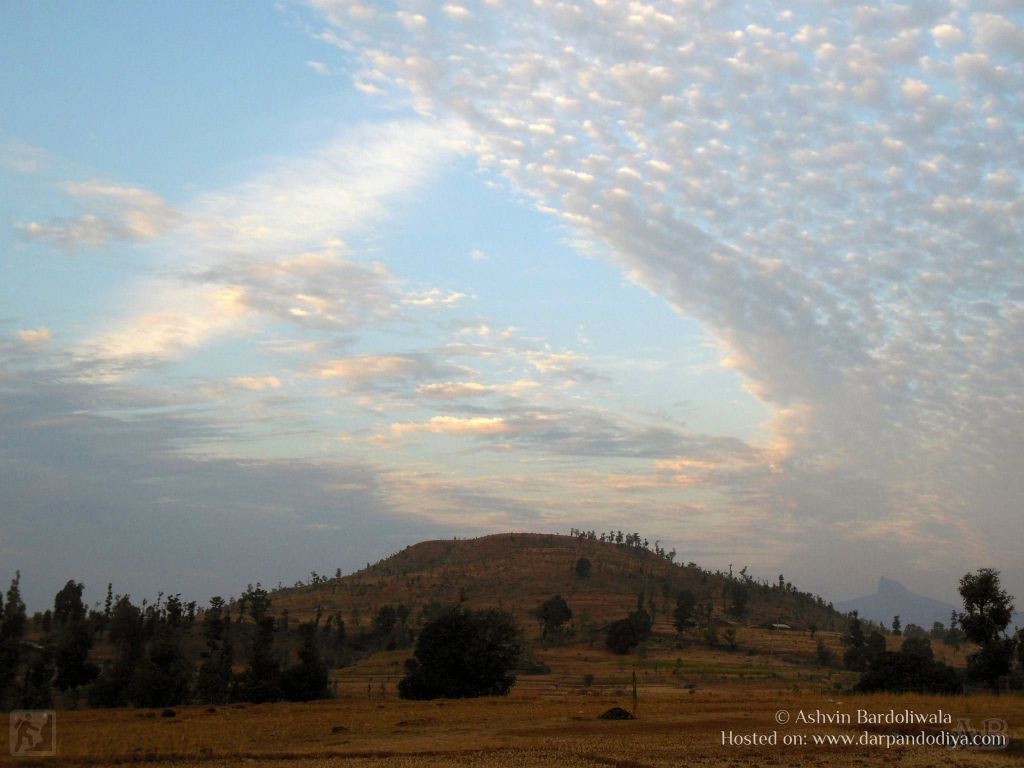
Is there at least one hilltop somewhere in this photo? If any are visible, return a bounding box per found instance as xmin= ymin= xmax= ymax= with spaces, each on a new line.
xmin=269 ymin=532 xmax=847 ymax=640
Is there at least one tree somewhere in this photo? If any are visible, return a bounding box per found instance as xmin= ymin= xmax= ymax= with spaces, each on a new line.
xmin=280 ymin=621 xmax=328 ymax=701
xmin=398 ymin=606 xmax=520 ymax=699
xmin=900 ymin=635 xmax=934 ymax=662
xmin=605 ymin=618 xmax=639 ymax=654
xmin=195 ymin=597 xmax=233 ymax=704
xmin=88 ymin=595 xmax=144 ymax=707
xmin=52 ymin=581 xmax=98 ymax=691
xmin=237 ymin=614 xmax=281 ymax=703
xmin=815 ymin=638 xmax=834 ymax=667
xmin=0 ymin=572 xmax=28 ymax=707
xmin=574 ymin=557 xmax=592 ymax=579
xmin=374 ymin=605 xmax=397 ymax=636
xmin=856 ymin=650 xmax=961 ymax=694
xmin=727 ymin=583 xmax=748 ymax=618
xmin=672 ymin=590 xmax=696 ymax=634
xmin=842 ymin=612 xmax=871 ymax=671
xmin=128 ymin=629 xmax=193 ymax=708
xmin=957 ymin=568 xmax=1016 ymax=691
xmin=238 ymin=583 xmax=272 ymax=624
xmin=891 ymin=615 xmax=902 ymax=636
xmin=534 ymin=595 xmax=572 ymax=640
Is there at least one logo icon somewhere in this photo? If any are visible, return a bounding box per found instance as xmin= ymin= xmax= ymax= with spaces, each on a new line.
xmin=9 ymin=710 xmax=56 ymax=757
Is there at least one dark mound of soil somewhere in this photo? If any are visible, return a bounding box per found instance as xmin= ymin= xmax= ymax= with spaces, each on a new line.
xmin=599 ymin=707 xmax=635 ymax=720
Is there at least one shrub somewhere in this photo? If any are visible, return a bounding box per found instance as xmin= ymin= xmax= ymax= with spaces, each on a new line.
xmin=398 ymin=606 xmax=520 ymax=700
xmin=574 ymin=557 xmax=592 ymax=579
xmin=856 ymin=651 xmax=962 ymax=694
xmin=605 ymin=619 xmax=639 ymax=654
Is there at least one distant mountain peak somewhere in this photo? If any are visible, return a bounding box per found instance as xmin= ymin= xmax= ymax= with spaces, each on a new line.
xmin=877 ymin=576 xmax=910 ymax=595
xmin=836 ymin=578 xmax=957 ymax=628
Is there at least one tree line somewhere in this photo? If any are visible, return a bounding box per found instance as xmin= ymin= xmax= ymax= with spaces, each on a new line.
xmin=0 ymin=579 xmax=418 ymax=711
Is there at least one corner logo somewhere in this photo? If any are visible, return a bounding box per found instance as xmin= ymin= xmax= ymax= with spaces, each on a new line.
xmin=9 ymin=710 xmax=56 ymax=757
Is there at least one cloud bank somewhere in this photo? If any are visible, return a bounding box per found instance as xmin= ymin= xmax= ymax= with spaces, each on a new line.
xmin=306 ymin=0 xmax=1023 ymax=593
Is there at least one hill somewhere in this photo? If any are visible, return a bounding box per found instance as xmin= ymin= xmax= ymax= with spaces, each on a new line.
xmin=269 ymin=532 xmax=848 ymax=640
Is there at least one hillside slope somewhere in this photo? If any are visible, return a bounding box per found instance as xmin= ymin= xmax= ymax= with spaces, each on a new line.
xmin=270 ymin=533 xmax=846 ymax=640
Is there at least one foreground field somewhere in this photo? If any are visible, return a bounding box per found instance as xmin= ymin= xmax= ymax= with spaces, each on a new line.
xmin=3 ymin=641 xmax=1020 ymax=768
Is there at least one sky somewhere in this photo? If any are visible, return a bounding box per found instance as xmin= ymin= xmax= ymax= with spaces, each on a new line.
xmin=1 ymin=1 xmax=1021 ymax=613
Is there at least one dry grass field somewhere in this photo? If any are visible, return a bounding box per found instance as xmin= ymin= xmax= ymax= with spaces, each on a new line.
xmin=3 ymin=634 xmax=1019 ymax=768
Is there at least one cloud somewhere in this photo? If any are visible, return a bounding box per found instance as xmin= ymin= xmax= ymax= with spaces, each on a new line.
xmin=416 ymin=380 xmax=539 ymax=399
xmin=20 ymin=182 xmax=181 ymax=247
xmin=1 ymin=141 xmax=50 ymax=174
xmin=188 ymin=120 xmax=462 ymax=257
xmin=230 ymin=376 xmax=282 ymax=391
xmin=17 ymin=328 xmax=52 ymax=347
xmin=0 ymin=362 xmax=445 ymax=609
xmin=78 ymin=285 xmax=250 ymax=379
xmin=52 ymin=120 xmax=462 ymax=376
xmin=310 ymin=0 xmax=1024 ymax=599
xmin=391 ymin=415 xmax=511 ymax=437
xmin=313 ymin=353 xmax=467 ymax=391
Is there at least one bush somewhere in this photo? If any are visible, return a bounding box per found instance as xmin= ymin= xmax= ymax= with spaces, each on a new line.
xmin=128 ymin=635 xmax=193 ymax=708
xmin=856 ymin=651 xmax=962 ymax=694
xmin=815 ymin=638 xmax=835 ymax=667
xmin=280 ymin=622 xmax=329 ymax=702
xmin=398 ymin=606 xmax=520 ymax=700
xmin=574 ymin=557 xmax=592 ymax=579
xmin=605 ymin=619 xmax=639 ymax=654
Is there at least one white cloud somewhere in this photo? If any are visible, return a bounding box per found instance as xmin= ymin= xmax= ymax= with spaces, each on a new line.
xmin=21 ymin=182 xmax=181 ymax=247
xmin=61 ymin=120 xmax=461 ymax=375
xmin=230 ymin=376 xmax=282 ymax=391
xmin=391 ymin=415 xmax=510 ymax=436
xmin=17 ymin=328 xmax=52 ymax=347
xmin=309 ymin=0 xmax=1024 ymax=595
xmin=1 ymin=141 xmax=50 ymax=174
xmin=971 ymin=13 xmax=1024 ymax=57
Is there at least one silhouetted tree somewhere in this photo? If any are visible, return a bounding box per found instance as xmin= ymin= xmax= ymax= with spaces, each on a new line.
xmin=0 ymin=573 xmax=28 ymax=707
xmin=815 ymin=638 xmax=834 ymax=667
xmin=373 ymin=606 xmax=398 ymax=639
xmin=605 ymin=618 xmax=639 ymax=655
xmin=672 ymin=590 xmax=696 ymax=634
xmin=842 ymin=612 xmax=871 ymax=671
xmin=534 ymin=595 xmax=572 ymax=640
xmin=19 ymin=647 xmax=54 ymax=709
xmin=574 ymin=557 xmax=592 ymax=579
xmin=129 ymin=628 xmax=192 ymax=708
xmin=195 ymin=597 xmax=233 ymax=704
xmin=280 ymin=621 xmax=329 ymax=701
xmin=238 ymin=583 xmax=272 ymax=623
xmin=727 ymin=583 xmax=748 ymax=618
xmin=52 ymin=581 xmax=98 ymax=691
xmin=856 ymin=648 xmax=961 ymax=694
xmin=891 ymin=615 xmax=902 ymax=636
xmin=237 ymin=614 xmax=281 ymax=703
xmin=88 ymin=595 xmax=144 ymax=707
xmin=900 ymin=635 xmax=934 ymax=662
xmin=399 ymin=607 xmax=520 ymax=699
xmin=958 ymin=568 xmax=1016 ymax=691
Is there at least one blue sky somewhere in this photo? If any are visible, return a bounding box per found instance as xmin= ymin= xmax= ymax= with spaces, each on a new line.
xmin=2 ymin=1 xmax=1021 ymax=612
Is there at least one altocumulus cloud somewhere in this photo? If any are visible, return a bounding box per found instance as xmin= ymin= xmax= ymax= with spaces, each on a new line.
xmin=308 ymin=0 xmax=1023 ymax=596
